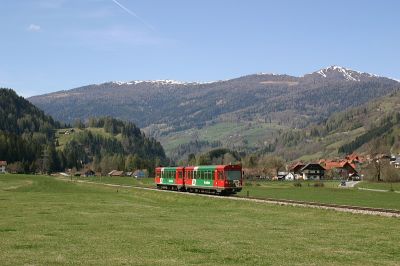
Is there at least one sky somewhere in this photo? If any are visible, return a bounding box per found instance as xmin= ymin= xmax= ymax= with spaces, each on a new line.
xmin=0 ymin=0 xmax=399 ymax=97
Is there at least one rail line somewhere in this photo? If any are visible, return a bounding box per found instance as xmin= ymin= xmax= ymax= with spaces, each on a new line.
xmin=57 ymin=177 xmax=400 ymax=218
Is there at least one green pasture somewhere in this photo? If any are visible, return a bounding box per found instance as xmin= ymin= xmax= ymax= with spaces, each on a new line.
xmin=1 ymin=174 xmax=400 ymax=265
xmin=239 ymin=180 xmax=400 ymax=210
xmin=356 ymin=181 xmax=400 ymax=191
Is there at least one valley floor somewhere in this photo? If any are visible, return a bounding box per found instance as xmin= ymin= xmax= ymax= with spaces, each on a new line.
xmin=1 ymin=174 xmax=399 ymax=265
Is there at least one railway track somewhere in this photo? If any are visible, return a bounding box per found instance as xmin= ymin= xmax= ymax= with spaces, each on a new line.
xmin=57 ymin=177 xmax=400 ymax=218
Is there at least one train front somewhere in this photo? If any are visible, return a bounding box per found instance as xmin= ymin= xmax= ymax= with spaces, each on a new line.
xmin=221 ymin=164 xmax=243 ymax=194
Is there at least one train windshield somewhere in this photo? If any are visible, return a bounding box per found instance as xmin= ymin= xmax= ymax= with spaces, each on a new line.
xmin=226 ymin=170 xmax=241 ymax=180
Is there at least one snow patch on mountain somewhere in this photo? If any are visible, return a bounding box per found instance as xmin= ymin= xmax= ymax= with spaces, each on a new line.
xmin=313 ymin=65 xmax=393 ymax=82
xmin=109 ymin=80 xmax=203 ymax=86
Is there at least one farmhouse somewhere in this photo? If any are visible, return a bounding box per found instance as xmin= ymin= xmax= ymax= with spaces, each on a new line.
xmin=300 ymin=163 xmax=325 ymax=180
xmin=0 ymin=161 xmax=7 ymax=174
xmin=322 ymin=160 xmax=357 ymax=179
xmin=288 ymin=162 xmax=305 ymax=174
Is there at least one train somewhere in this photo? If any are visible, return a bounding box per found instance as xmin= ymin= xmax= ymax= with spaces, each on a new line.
xmin=155 ymin=164 xmax=243 ymax=195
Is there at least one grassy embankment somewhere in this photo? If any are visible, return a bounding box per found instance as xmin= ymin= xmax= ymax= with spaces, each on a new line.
xmin=1 ymin=174 xmax=400 ymax=265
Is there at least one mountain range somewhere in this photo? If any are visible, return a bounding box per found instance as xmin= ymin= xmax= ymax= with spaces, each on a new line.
xmin=28 ymin=66 xmax=400 ymax=160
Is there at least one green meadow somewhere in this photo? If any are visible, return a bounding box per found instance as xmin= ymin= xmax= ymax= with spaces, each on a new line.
xmin=75 ymin=176 xmax=400 ymax=210
xmin=238 ymin=180 xmax=400 ymax=210
xmin=1 ymin=174 xmax=400 ymax=265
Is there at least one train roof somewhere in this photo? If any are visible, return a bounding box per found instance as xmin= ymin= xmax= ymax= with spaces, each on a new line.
xmin=156 ymin=165 xmax=241 ymax=171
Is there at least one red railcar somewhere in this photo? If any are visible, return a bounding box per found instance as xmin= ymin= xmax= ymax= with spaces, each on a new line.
xmin=155 ymin=165 xmax=242 ymax=195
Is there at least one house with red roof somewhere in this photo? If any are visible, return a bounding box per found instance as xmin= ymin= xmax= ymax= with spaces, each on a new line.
xmin=322 ymin=160 xmax=358 ymax=179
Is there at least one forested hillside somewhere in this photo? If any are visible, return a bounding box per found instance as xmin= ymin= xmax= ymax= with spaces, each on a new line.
xmin=59 ymin=117 xmax=168 ymax=175
xmin=0 ymin=89 xmax=168 ymax=174
xmin=0 ymin=89 xmax=62 ymax=171
xmin=268 ymin=89 xmax=400 ymax=161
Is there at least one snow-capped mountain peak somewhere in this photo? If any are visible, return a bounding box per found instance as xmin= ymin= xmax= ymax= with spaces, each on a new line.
xmin=310 ymin=65 xmax=387 ymax=82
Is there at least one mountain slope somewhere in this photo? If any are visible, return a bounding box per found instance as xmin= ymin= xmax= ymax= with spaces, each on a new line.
xmin=272 ymin=89 xmax=400 ymax=161
xmin=28 ymin=66 xmax=400 ymax=159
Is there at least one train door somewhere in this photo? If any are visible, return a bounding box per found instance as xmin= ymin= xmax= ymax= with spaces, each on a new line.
xmin=216 ymin=169 xmax=224 ymax=187
xmin=176 ymin=168 xmax=184 ymax=188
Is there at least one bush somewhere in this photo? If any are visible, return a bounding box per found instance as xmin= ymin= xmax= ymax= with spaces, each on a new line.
xmin=313 ymin=181 xmax=324 ymax=187
xmin=293 ymin=182 xmax=302 ymax=187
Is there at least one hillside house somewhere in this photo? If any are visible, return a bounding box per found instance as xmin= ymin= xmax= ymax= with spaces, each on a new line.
xmin=0 ymin=161 xmax=7 ymax=174
xmin=300 ymin=163 xmax=325 ymax=180
xmin=345 ymin=153 xmax=366 ymax=165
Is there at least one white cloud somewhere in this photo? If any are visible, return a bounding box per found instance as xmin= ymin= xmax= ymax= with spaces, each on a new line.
xmin=27 ymin=24 xmax=41 ymax=32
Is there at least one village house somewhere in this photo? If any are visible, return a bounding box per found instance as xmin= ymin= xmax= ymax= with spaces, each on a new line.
xmin=0 ymin=161 xmax=7 ymax=174
xmin=288 ymin=162 xmax=305 ymax=180
xmin=284 ymin=172 xmax=295 ymax=180
xmin=300 ymin=163 xmax=325 ymax=180
xmin=322 ymin=160 xmax=357 ymax=180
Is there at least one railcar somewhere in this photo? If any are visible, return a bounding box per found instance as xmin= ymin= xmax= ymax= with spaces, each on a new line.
xmin=155 ymin=165 xmax=242 ymax=195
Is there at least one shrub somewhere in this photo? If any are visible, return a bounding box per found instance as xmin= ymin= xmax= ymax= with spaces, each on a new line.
xmin=313 ymin=181 xmax=324 ymax=187
xmin=293 ymin=182 xmax=302 ymax=187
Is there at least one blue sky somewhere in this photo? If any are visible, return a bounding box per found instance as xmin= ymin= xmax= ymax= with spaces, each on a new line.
xmin=1 ymin=0 xmax=399 ymax=97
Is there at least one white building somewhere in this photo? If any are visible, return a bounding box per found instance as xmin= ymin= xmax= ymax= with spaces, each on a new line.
xmin=0 ymin=161 xmax=7 ymax=174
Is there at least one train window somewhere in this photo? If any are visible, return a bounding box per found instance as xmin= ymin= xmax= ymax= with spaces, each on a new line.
xmin=178 ymin=172 xmax=182 ymax=179
xmin=206 ymin=171 xmax=211 ymax=180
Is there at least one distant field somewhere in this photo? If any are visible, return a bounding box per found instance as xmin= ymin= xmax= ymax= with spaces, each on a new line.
xmin=356 ymin=181 xmax=400 ymax=191
xmin=239 ymin=180 xmax=400 ymax=210
xmin=1 ymin=174 xmax=400 ymax=265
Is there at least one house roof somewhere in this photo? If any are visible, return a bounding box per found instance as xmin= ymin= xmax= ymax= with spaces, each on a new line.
xmin=108 ymin=170 xmax=124 ymax=176
xmin=0 ymin=161 xmax=7 ymax=166
xmin=324 ymin=161 xmax=356 ymax=171
xmin=288 ymin=162 xmax=305 ymax=172
xmin=300 ymin=163 xmax=325 ymax=171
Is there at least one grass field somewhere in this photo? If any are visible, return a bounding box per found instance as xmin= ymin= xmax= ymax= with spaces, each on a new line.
xmin=1 ymin=174 xmax=400 ymax=265
xmin=238 ymin=180 xmax=400 ymax=210
xmin=356 ymin=181 xmax=400 ymax=191
xmin=75 ymin=177 xmax=400 ymax=210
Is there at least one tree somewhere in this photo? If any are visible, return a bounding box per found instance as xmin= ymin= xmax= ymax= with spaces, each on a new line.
xmin=261 ymin=156 xmax=285 ymax=177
